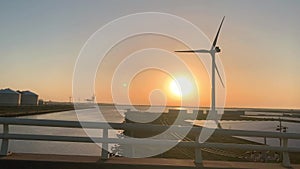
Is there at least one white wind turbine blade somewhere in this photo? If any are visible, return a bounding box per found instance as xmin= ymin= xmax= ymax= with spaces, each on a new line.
xmin=214 ymin=62 xmax=225 ymax=88
xmin=212 ymin=16 xmax=225 ymax=49
xmin=175 ymin=49 xmax=210 ymax=53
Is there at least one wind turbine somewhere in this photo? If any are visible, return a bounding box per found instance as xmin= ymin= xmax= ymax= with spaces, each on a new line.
xmin=175 ymin=16 xmax=225 ymax=127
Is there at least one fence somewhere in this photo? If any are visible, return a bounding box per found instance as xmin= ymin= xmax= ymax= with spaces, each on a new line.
xmin=1 ymin=117 xmax=300 ymax=167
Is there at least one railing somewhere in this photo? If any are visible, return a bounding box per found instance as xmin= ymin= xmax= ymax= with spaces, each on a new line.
xmin=1 ymin=117 xmax=300 ymax=168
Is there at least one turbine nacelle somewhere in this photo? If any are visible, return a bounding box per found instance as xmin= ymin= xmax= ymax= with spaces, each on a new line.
xmin=215 ymin=46 xmax=221 ymax=53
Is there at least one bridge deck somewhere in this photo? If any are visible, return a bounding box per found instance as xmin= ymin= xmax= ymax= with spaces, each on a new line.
xmin=0 ymin=153 xmax=299 ymax=169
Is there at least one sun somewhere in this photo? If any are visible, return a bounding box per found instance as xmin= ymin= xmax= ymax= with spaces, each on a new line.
xmin=170 ymin=80 xmax=181 ymax=97
xmin=169 ymin=77 xmax=193 ymax=98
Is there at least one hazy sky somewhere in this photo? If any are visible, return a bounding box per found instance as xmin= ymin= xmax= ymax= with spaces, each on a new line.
xmin=0 ymin=0 xmax=299 ymax=108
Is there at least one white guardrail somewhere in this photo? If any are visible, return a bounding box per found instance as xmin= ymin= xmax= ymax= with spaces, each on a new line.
xmin=0 ymin=117 xmax=300 ymax=167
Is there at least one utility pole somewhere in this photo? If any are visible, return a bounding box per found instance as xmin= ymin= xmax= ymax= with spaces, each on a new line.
xmin=276 ymin=117 xmax=288 ymax=146
xmin=276 ymin=117 xmax=288 ymax=163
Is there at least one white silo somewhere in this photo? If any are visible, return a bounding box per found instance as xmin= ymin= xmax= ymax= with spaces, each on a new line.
xmin=20 ymin=90 xmax=38 ymax=106
xmin=0 ymin=88 xmax=20 ymax=106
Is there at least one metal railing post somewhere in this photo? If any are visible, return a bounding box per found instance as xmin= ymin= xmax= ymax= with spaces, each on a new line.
xmin=195 ymin=147 xmax=203 ymax=167
xmin=128 ymin=130 xmax=135 ymax=157
xmin=194 ymin=135 xmax=203 ymax=168
xmin=101 ymin=128 xmax=109 ymax=160
xmin=0 ymin=124 xmax=9 ymax=156
xmin=282 ymin=138 xmax=290 ymax=167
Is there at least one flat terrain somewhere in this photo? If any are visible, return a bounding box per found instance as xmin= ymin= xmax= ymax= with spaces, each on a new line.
xmin=123 ymin=110 xmax=300 ymax=164
xmin=0 ymin=104 xmax=94 ymax=117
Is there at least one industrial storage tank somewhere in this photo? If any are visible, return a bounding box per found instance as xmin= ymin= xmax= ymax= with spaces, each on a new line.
xmin=19 ymin=90 xmax=38 ymax=106
xmin=0 ymin=88 xmax=20 ymax=106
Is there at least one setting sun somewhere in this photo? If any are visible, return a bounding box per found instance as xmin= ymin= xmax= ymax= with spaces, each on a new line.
xmin=169 ymin=77 xmax=194 ymax=98
xmin=169 ymin=80 xmax=181 ymax=97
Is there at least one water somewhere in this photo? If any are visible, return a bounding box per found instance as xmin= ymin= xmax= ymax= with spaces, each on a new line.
xmin=221 ymin=120 xmax=300 ymax=147
xmin=191 ymin=112 xmax=300 ymax=148
xmin=1 ymin=106 xmax=299 ymax=155
xmin=1 ymin=106 xmax=125 ymax=156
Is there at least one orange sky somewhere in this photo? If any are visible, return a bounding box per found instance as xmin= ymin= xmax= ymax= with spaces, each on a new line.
xmin=1 ymin=1 xmax=300 ymax=109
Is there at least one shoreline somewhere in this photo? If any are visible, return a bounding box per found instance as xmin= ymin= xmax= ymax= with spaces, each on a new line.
xmin=0 ymin=108 xmax=74 ymax=117
xmin=0 ymin=105 xmax=93 ymax=117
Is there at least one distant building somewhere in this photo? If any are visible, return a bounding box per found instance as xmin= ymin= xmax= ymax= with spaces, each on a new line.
xmin=0 ymin=88 xmax=21 ymax=106
xmin=19 ymin=90 xmax=38 ymax=106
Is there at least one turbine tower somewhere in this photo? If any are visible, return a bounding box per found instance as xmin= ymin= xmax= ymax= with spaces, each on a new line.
xmin=175 ymin=16 xmax=225 ymax=126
